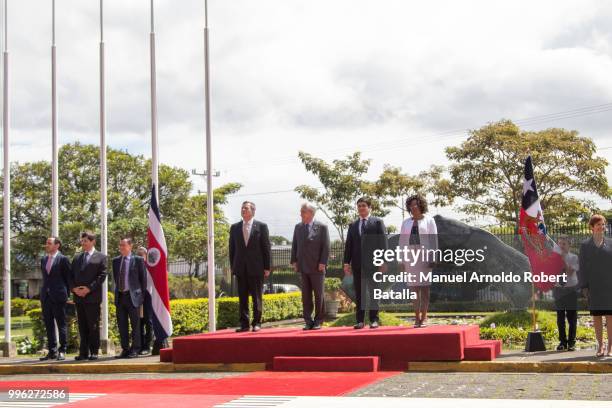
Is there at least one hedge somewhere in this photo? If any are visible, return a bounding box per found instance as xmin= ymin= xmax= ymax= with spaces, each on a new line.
xmin=0 ymin=298 xmax=40 ymax=317
xmin=29 ymin=292 xmax=303 ymax=351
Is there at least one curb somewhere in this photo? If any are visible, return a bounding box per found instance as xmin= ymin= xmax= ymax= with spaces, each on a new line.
xmin=0 ymin=362 xmax=265 ymax=375
xmin=406 ymin=361 xmax=612 ymax=374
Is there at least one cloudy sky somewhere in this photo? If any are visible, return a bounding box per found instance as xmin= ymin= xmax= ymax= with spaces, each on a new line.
xmin=2 ymin=0 xmax=612 ymax=239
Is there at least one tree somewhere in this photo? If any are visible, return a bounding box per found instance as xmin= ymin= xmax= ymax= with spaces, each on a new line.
xmin=442 ymin=120 xmax=610 ymax=227
xmin=269 ymin=235 xmax=290 ymax=245
xmin=295 ymin=151 xmax=389 ymax=243
xmin=1 ymin=143 xmax=240 ymax=277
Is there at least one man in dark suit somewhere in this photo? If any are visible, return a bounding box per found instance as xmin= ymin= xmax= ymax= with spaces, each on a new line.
xmin=39 ymin=237 xmax=72 ymax=361
xmin=343 ymin=197 xmax=388 ymax=329
xmin=291 ymin=203 xmax=330 ymax=330
xmin=136 ymin=246 xmax=153 ymax=355
xmin=112 ymin=238 xmax=146 ymax=358
xmin=70 ymin=231 xmax=108 ymax=361
xmin=229 ymin=201 xmax=271 ymax=332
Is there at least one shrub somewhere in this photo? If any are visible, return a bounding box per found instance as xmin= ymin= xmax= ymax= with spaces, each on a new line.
xmin=0 ymin=299 xmax=40 ymax=316
xmin=329 ymin=312 xmax=403 ymax=327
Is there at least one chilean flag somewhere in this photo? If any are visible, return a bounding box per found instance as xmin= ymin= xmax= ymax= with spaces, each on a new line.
xmin=146 ymin=184 xmax=172 ymax=341
xmin=519 ymin=156 xmax=565 ymax=291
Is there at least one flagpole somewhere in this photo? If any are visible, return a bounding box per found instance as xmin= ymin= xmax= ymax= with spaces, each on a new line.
xmin=1 ymin=0 xmax=15 ymax=357
xmin=150 ymin=0 xmax=159 ymax=199
xmin=51 ymin=0 xmax=58 ymax=237
xmin=99 ymin=0 xmax=110 ymax=353
xmin=204 ymin=0 xmax=216 ymax=332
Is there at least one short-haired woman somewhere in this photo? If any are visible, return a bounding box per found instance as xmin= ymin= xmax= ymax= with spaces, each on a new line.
xmin=579 ymin=214 xmax=612 ymax=357
xmin=399 ymin=194 xmax=438 ymax=328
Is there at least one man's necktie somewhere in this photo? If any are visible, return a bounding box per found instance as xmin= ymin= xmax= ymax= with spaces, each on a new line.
xmin=46 ymin=256 xmax=53 ymax=274
xmin=360 ymin=219 xmax=366 ymax=236
xmin=243 ymin=223 xmax=249 ymax=245
xmin=119 ymin=257 xmax=126 ymax=292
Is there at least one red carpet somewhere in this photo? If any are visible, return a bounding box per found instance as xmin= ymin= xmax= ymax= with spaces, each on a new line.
xmin=169 ymin=325 xmax=501 ymax=369
xmin=66 ymin=394 xmax=239 ymax=408
xmin=0 ymin=371 xmax=398 ymax=397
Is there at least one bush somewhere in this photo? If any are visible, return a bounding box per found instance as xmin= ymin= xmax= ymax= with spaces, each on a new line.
xmin=171 ymin=298 xmax=209 ymax=335
xmin=0 ymin=298 xmax=40 ymax=316
xmin=329 ymin=312 xmax=403 ymax=327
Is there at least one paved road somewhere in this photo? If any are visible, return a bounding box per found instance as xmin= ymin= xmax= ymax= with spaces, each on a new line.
xmin=350 ymin=372 xmax=612 ymax=400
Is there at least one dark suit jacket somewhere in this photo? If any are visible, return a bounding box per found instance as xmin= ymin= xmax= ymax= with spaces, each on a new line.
xmin=579 ymin=237 xmax=612 ymax=310
xmin=343 ymin=216 xmax=388 ymax=273
xmin=70 ymin=251 xmax=108 ymax=304
xmin=229 ymin=219 xmax=271 ymax=277
xmin=112 ymin=254 xmax=147 ymax=308
xmin=40 ymin=252 xmax=71 ymax=303
xmin=290 ymin=220 xmax=330 ymax=274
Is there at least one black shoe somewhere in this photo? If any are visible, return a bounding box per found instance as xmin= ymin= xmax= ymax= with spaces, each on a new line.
xmin=235 ymin=327 xmax=250 ymax=333
xmin=252 ymin=325 xmax=261 ymax=332
xmin=369 ymin=321 xmax=380 ymax=329
xmin=138 ymin=349 xmax=151 ymax=356
xmin=115 ymin=350 xmax=129 ymax=359
xmin=303 ymin=323 xmax=314 ymax=330
xmin=88 ymin=354 xmax=99 ymax=361
xmin=354 ymin=322 xmax=365 ymax=329
xmin=40 ymin=352 xmax=58 ymax=361
xmin=556 ymin=343 xmax=567 ymax=351
xmin=74 ymin=355 xmax=89 ymax=361
xmin=127 ymin=351 xmax=139 ymax=359
xmin=57 ymin=352 xmax=65 ymax=361
xmin=568 ymin=344 xmax=576 ymax=351
xmin=311 ymin=323 xmax=322 ymax=330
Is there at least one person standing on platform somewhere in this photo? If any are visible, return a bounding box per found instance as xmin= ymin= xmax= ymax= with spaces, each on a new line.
xmin=553 ymin=235 xmax=579 ymax=351
xmin=399 ymin=194 xmax=438 ymax=328
xmin=70 ymin=231 xmax=107 ymax=361
xmin=112 ymin=238 xmax=147 ymax=358
xmin=343 ymin=197 xmax=388 ymax=329
xmin=229 ymin=201 xmax=271 ymax=332
xmin=291 ymin=203 xmax=330 ymax=330
xmin=579 ymin=214 xmax=612 ymax=357
xmin=39 ymin=237 xmax=72 ymax=361
xmin=136 ymin=246 xmax=154 ymax=355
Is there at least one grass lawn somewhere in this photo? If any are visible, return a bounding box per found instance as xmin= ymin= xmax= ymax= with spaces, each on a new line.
xmin=0 ymin=315 xmax=34 ymax=339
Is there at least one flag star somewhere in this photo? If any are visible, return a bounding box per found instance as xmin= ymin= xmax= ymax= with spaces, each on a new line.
xmin=523 ymin=178 xmax=534 ymax=195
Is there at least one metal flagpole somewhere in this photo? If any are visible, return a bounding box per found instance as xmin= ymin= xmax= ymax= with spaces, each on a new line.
xmin=204 ymin=0 xmax=216 ymax=332
xmin=99 ymin=0 xmax=109 ymax=352
xmin=51 ymin=0 xmax=58 ymax=237
xmin=150 ymin=0 xmax=159 ymax=199
xmin=1 ymin=0 xmax=15 ymax=357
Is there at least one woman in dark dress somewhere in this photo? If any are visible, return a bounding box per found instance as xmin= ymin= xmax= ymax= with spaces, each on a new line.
xmin=579 ymin=214 xmax=612 ymax=357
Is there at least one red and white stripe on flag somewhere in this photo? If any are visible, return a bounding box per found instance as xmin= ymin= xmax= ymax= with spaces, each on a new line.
xmin=146 ymin=185 xmax=172 ymax=339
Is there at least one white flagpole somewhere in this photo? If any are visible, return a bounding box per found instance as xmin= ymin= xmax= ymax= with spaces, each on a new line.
xmin=99 ymin=0 xmax=109 ymax=351
xmin=150 ymin=0 xmax=159 ymax=199
xmin=204 ymin=0 xmax=216 ymax=332
xmin=1 ymin=0 xmax=14 ymax=356
xmin=51 ymin=0 xmax=58 ymax=237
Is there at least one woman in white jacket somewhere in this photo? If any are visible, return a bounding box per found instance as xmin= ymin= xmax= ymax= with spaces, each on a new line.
xmin=399 ymin=194 xmax=438 ymax=327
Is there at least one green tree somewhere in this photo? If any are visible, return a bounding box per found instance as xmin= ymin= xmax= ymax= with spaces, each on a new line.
xmin=1 ymin=143 xmax=239 ymax=277
xmin=442 ymin=120 xmax=610 ymax=227
xmin=295 ymin=151 xmax=388 ymax=243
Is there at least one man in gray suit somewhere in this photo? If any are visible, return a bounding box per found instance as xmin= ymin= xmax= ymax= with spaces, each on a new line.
xmin=291 ymin=203 xmax=330 ymax=330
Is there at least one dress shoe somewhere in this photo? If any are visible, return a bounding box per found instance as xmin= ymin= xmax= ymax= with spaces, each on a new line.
xmin=235 ymin=327 xmax=250 ymax=333
xmin=74 ymin=355 xmax=89 ymax=361
xmin=369 ymin=321 xmax=380 ymax=329
xmin=567 ymin=344 xmax=576 ymax=352
xmin=311 ymin=323 xmax=322 ymax=330
xmin=127 ymin=351 xmax=139 ymax=359
xmin=138 ymin=349 xmax=151 ymax=356
xmin=88 ymin=354 xmax=99 ymax=361
xmin=303 ymin=323 xmax=314 ymax=330
xmin=556 ymin=343 xmax=567 ymax=351
xmin=56 ymin=352 xmax=65 ymax=361
xmin=354 ymin=322 xmax=365 ymax=329
xmin=115 ymin=350 xmax=129 ymax=359
xmin=252 ymin=325 xmax=261 ymax=332
xmin=40 ymin=352 xmax=58 ymax=361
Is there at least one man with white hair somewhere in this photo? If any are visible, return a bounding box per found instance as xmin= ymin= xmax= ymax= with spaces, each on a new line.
xmin=291 ymin=203 xmax=330 ymax=330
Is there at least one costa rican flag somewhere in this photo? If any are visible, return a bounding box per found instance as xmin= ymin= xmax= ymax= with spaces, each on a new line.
xmin=146 ymin=184 xmax=172 ymax=341
xmin=519 ymin=156 xmax=565 ymax=291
